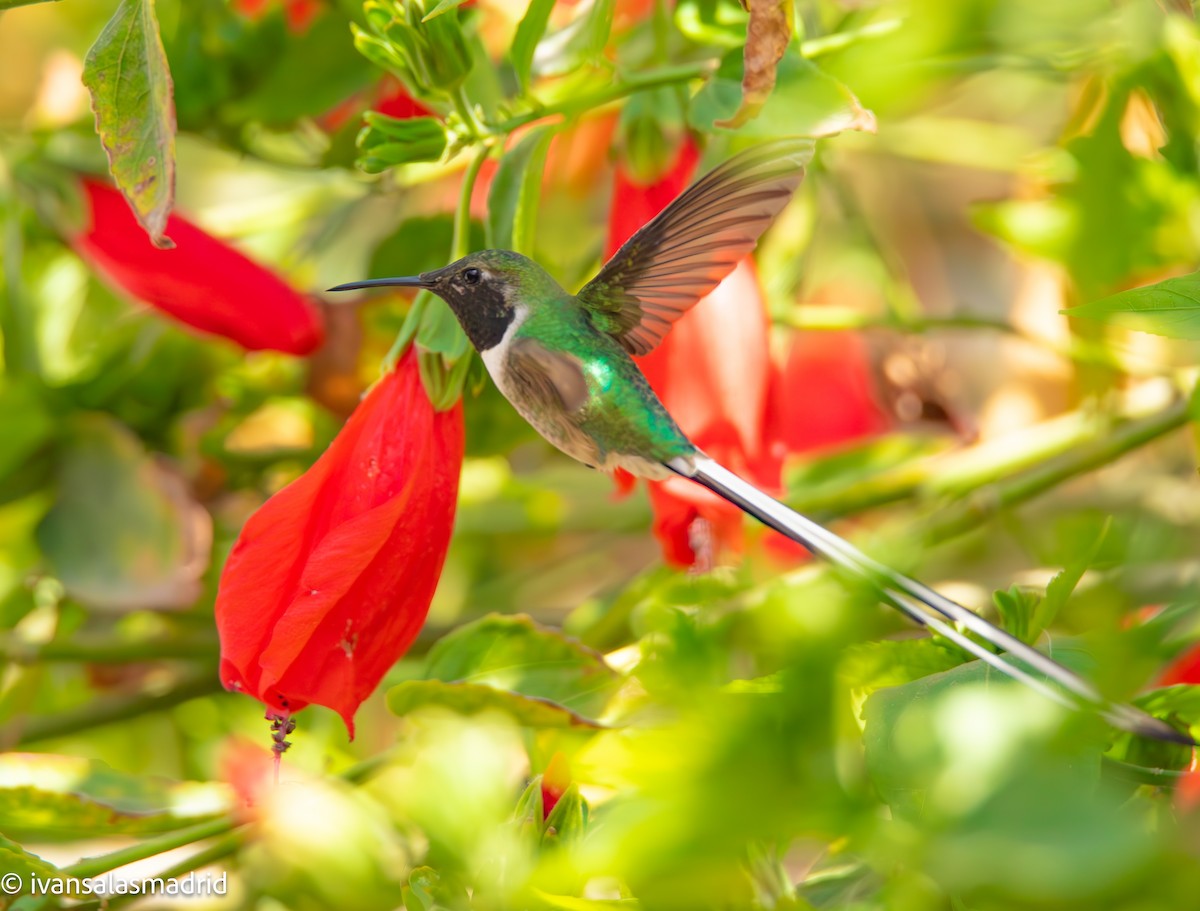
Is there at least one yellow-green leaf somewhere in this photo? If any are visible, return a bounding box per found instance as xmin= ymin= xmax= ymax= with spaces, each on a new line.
xmin=387 ymin=680 xmax=605 ymax=728
xmin=1063 ymin=271 xmax=1200 ymax=340
xmin=421 ymin=0 xmax=470 ymax=21
xmin=511 ymin=0 xmax=556 ymax=92
xmin=487 ymin=126 xmax=556 ymax=255
xmin=82 ymin=0 xmax=176 ymax=248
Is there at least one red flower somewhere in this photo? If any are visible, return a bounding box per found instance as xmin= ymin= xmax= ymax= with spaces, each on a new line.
xmin=607 ymin=142 xmax=887 ymax=567
xmin=233 ymin=0 xmax=321 ymax=33
xmin=1159 ymin=645 xmax=1200 ymax=687
xmin=72 ymin=181 xmax=324 ymax=355
xmin=540 ymin=752 xmax=571 ymax=820
xmin=1177 ymin=751 xmax=1200 ymax=813
xmin=315 ymin=77 xmax=434 ymax=134
xmin=215 ymin=351 xmax=464 ymax=735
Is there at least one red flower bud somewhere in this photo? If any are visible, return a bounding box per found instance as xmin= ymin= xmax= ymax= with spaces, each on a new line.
xmin=540 ymin=752 xmax=572 ymax=820
xmin=215 ymin=352 xmax=464 ymax=735
xmin=71 ymin=180 xmax=324 ymax=355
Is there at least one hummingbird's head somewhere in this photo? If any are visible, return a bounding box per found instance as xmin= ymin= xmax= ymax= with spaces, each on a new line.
xmin=329 ymin=250 xmax=555 ymax=352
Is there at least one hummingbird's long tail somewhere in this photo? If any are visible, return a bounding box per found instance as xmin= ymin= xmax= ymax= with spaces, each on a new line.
xmin=667 ymin=454 xmax=1191 ymax=745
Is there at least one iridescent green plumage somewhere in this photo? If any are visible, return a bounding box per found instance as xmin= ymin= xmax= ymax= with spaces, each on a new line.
xmin=505 ymin=281 xmax=695 ymax=474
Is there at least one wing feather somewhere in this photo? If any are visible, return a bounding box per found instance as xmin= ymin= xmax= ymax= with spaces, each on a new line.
xmin=508 ymin=337 xmax=590 ymax=413
xmin=579 ymin=140 xmax=809 ymax=355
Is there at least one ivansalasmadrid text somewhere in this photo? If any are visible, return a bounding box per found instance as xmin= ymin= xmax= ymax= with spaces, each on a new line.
xmin=25 ymin=872 xmax=228 ymax=897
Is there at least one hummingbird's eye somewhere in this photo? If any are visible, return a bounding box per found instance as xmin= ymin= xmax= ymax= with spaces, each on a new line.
xmin=463 ymin=268 xmax=482 ymax=285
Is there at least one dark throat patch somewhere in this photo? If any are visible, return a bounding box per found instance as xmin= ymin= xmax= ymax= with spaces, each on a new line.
xmin=438 ymin=282 xmax=514 ymax=351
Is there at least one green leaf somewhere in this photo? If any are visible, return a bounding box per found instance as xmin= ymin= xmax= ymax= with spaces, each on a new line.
xmin=35 ymin=415 xmax=211 ymax=611
xmin=231 ymin=13 xmax=376 ymax=128
xmin=357 ymin=114 xmax=448 ymax=173
xmin=1034 ymin=519 xmax=1110 ymax=638
xmin=0 ymin=754 xmax=228 ymax=841
xmin=1063 ymin=271 xmax=1200 ymax=340
xmin=425 ymin=613 xmax=621 ymax=718
xmin=859 ymin=648 xmax=1099 ymax=811
xmin=541 ymin=782 xmax=587 ymax=845
xmin=992 ymin=584 xmax=1042 ymax=645
xmin=840 ymin=639 xmax=964 ymax=700
xmin=487 ymin=126 xmax=556 ymax=255
xmin=0 ymin=383 xmax=53 ymax=483
xmin=402 ymin=866 xmax=465 ymax=911
xmin=861 ymin=651 xmax=1156 ymax=898
xmin=533 ymin=0 xmax=614 ymax=79
xmin=617 ymin=89 xmax=686 ymax=184
xmin=82 ymin=0 xmax=176 ymax=249
xmin=674 ymin=0 xmax=748 ymax=48
xmin=387 ymin=680 xmax=605 ymax=728
xmin=510 ymin=0 xmax=555 ymax=92
xmin=370 ymin=215 xmax=485 ymax=280
xmin=416 ymin=296 xmax=469 ymax=357
xmin=421 ymin=0 xmax=470 ymax=21
xmin=0 ymin=832 xmax=57 ymax=888
xmin=511 ymin=775 xmax=545 ymax=834
xmin=689 ymin=50 xmax=875 ymax=138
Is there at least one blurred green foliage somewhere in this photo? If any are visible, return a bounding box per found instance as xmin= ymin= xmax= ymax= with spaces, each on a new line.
xmin=1 ymin=0 xmax=1200 ymax=910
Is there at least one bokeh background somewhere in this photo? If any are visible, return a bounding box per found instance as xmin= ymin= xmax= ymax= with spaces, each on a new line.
xmin=2 ymin=0 xmax=1200 ymax=909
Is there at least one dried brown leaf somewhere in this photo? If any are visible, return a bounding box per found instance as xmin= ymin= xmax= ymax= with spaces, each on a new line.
xmin=716 ymin=0 xmax=793 ymax=129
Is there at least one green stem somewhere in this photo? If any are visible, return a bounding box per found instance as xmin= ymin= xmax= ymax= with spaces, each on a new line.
xmin=0 ymin=634 xmax=218 ymax=664
xmin=62 ymin=818 xmax=237 ymax=880
xmin=70 ymin=832 xmax=244 ymax=911
xmin=451 ymin=84 xmax=485 ymax=139
xmin=787 ymin=395 xmax=1183 ymax=520
xmin=798 ymin=18 xmax=904 ymax=59
xmin=3 ymin=668 xmax=222 ymax=747
xmin=453 ymin=145 xmax=489 ymax=259
xmin=2 ymin=205 xmax=41 ymax=379
xmin=920 ymin=396 xmax=1190 ymax=545
xmin=1100 ymin=755 xmax=1188 ymax=786
xmin=740 ymin=394 xmax=1192 ymax=608
xmin=495 ymin=61 xmax=710 ymax=135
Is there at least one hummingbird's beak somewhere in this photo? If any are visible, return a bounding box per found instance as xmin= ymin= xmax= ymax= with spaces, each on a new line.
xmin=326 ymin=275 xmax=433 ymax=293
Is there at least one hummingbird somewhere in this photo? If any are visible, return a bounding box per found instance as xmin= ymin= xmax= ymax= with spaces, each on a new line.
xmin=330 ymin=140 xmax=1188 ymax=745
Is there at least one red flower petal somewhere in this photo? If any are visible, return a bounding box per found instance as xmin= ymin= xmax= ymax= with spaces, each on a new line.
xmin=71 ymin=181 xmax=324 ymax=355
xmin=605 ymin=138 xmax=699 ymax=257
xmin=1177 ymin=751 xmax=1200 ymax=812
xmin=374 ymin=81 xmax=434 ymax=120
xmin=215 ymin=351 xmax=463 ymax=735
xmin=764 ymin=331 xmax=888 ymax=458
xmin=233 ymin=0 xmax=320 ymax=32
xmin=638 ymin=259 xmax=772 ymax=475
xmin=1159 ymin=645 xmax=1200 ymax=687
xmin=540 ymin=752 xmax=571 ymax=820
xmin=220 ymin=737 xmax=277 ymax=820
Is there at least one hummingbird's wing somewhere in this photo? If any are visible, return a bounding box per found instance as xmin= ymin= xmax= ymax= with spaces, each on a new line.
xmin=507 ymin=337 xmax=590 ymax=412
xmin=578 ymin=140 xmax=808 ymax=356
